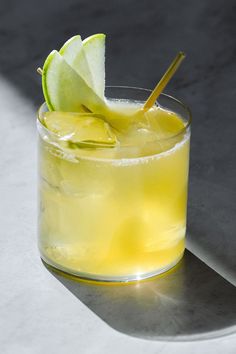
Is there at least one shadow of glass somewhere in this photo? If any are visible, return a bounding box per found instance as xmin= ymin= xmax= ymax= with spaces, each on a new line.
xmin=43 ymin=251 xmax=236 ymax=341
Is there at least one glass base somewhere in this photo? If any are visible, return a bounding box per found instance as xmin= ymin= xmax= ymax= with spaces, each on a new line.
xmin=40 ymin=251 xmax=185 ymax=283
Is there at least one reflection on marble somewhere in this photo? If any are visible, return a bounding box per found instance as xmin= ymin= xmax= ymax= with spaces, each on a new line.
xmin=45 ymin=251 xmax=236 ymax=341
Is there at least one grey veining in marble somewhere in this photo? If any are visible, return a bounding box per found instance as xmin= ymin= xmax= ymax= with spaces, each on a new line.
xmin=0 ymin=0 xmax=236 ymax=353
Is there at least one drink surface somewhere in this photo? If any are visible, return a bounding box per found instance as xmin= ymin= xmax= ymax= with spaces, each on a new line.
xmin=38 ymin=100 xmax=190 ymax=280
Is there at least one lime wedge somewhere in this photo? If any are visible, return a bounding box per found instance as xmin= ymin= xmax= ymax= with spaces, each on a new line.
xmin=82 ymin=34 xmax=105 ymax=99
xmin=43 ymin=111 xmax=117 ymax=147
xmin=59 ymin=35 xmax=94 ymax=90
xmin=42 ymin=50 xmax=106 ymax=113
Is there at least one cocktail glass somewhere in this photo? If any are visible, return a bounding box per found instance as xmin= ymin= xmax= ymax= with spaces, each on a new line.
xmin=38 ymin=86 xmax=191 ymax=282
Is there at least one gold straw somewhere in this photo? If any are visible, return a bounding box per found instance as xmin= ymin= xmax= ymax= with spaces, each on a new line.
xmin=143 ymin=51 xmax=186 ymax=110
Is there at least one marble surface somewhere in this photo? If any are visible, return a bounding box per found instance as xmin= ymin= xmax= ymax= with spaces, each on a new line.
xmin=0 ymin=0 xmax=236 ymax=353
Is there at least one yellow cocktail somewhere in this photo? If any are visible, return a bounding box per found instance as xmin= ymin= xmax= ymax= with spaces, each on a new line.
xmin=38 ymin=88 xmax=191 ymax=281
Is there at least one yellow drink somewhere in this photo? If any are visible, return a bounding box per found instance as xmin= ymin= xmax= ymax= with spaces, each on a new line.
xmin=38 ymin=89 xmax=191 ymax=281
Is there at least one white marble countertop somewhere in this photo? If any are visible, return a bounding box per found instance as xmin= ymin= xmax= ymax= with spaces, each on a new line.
xmin=1 ymin=76 xmax=236 ymax=354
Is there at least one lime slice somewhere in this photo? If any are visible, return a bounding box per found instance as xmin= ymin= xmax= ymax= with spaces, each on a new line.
xmin=42 ymin=50 xmax=105 ymax=113
xmin=59 ymin=35 xmax=94 ymax=90
xmin=43 ymin=111 xmax=117 ymax=147
xmin=82 ymin=34 xmax=105 ymax=99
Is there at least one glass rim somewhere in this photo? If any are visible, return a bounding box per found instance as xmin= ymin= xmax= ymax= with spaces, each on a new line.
xmin=37 ymin=86 xmax=192 ymax=150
